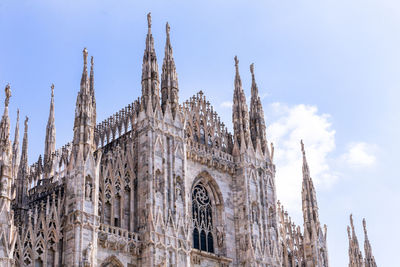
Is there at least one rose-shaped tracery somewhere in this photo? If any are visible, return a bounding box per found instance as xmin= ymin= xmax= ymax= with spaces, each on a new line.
xmin=192 ymin=183 xmax=214 ymax=253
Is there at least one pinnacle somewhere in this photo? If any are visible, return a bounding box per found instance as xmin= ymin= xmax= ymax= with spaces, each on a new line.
xmin=147 ymin=12 xmax=152 ymax=31
xmin=83 ymin=48 xmax=88 ymax=66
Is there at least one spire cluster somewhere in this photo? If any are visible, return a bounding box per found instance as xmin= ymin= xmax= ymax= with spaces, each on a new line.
xmin=348 ymin=215 xmax=377 ymax=267
xmin=232 ymin=56 xmax=251 ymax=154
xmin=73 ymin=48 xmax=97 ymax=158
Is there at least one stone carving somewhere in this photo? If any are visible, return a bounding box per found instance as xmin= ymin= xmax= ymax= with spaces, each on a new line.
xmin=85 ymin=181 xmax=92 ymax=201
xmin=216 ymin=226 xmax=224 ymax=247
xmin=83 ymin=242 xmax=93 ymax=267
xmin=0 ymin=178 xmax=7 ymax=195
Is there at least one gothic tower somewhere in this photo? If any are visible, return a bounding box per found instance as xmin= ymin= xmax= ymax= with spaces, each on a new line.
xmin=135 ymin=13 xmax=189 ymax=266
xmin=0 ymin=84 xmax=17 ymax=266
xmin=63 ymin=48 xmax=101 ymax=267
xmin=232 ymin=57 xmax=280 ymax=266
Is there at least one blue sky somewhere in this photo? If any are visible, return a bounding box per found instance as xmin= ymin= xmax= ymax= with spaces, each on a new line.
xmin=0 ymin=1 xmax=398 ymax=265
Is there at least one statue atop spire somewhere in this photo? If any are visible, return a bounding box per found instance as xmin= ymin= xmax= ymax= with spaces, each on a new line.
xmin=4 ymin=84 xmax=11 ymax=107
xmin=234 ymin=56 xmax=239 ymax=73
xmin=83 ymin=47 xmax=88 ymax=66
xmin=161 ymin=21 xmax=179 ymax=117
xmin=147 ymin=12 xmax=152 ymax=30
xmin=166 ymin=21 xmax=170 ymax=35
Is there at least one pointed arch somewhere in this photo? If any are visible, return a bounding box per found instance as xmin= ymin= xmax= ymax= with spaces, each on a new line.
xmin=191 ymin=171 xmax=225 ymax=254
xmin=100 ymin=255 xmax=124 ymax=267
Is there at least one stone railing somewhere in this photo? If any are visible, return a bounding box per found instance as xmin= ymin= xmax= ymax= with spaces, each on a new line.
xmin=186 ymin=140 xmax=235 ymax=174
xmin=98 ymin=223 xmax=141 ymax=255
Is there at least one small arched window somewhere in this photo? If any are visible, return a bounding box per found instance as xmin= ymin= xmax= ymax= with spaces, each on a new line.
xmin=192 ymin=183 xmax=214 ymax=253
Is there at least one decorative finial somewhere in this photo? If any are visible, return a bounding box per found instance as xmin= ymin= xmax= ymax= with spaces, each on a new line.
xmin=300 ymin=139 xmax=305 ymax=155
xmin=350 ymin=214 xmax=354 ymax=229
xmin=83 ymin=48 xmax=88 ymax=66
xmin=250 ymin=63 xmax=254 ymax=76
xmin=166 ymin=22 xmax=170 ymax=36
xmin=234 ymin=56 xmax=239 ymax=70
xmin=362 ymin=218 xmax=367 ymax=234
xmin=24 ymin=116 xmax=28 ymax=129
xmin=4 ymin=84 xmax=11 ymax=107
xmin=147 ymin=12 xmax=152 ymax=29
xmin=91 ymin=56 xmax=94 ymax=66
xmin=51 ymin=84 xmax=54 ymax=97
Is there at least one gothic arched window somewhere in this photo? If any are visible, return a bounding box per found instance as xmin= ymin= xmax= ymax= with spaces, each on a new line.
xmin=192 ymin=183 xmax=214 ymax=253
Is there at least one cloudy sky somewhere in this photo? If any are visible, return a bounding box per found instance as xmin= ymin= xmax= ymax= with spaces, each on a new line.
xmin=1 ymin=1 xmax=399 ymax=266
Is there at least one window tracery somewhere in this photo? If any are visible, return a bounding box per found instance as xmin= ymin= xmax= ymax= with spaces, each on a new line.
xmin=192 ymin=183 xmax=214 ymax=253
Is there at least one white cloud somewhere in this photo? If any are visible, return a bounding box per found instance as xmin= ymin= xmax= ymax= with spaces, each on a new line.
xmin=220 ymin=101 xmax=233 ymax=108
xmin=341 ymin=142 xmax=377 ymax=167
xmin=267 ymin=103 xmax=337 ymax=216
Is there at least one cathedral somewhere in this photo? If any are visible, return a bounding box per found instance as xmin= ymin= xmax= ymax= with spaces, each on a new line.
xmin=0 ymin=13 xmax=376 ymax=267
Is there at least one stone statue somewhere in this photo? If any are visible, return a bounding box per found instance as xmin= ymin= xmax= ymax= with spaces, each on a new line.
xmin=4 ymin=84 xmax=11 ymax=107
xmin=216 ymin=226 xmax=224 ymax=247
xmin=147 ymin=12 xmax=152 ymax=29
xmin=85 ymin=181 xmax=92 ymax=201
xmin=83 ymin=242 xmax=93 ymax=267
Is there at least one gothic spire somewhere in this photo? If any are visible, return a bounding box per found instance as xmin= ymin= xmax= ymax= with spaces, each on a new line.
xmin=0 ymin=84 xmax=16 ymax=267
xmin=16 ymin=116 xmax=28 ymax=205
xmin=73 ymin=48 xmax=96 ymax=158
xmin=141 ymin=12 xmax=160 ymax=111
xmin=0 ymin=84 xmax=12 ymax=154
xmin=249 ymin=63 xmax=268 ymax=156
xmin=90 ymin=56 xmax=96 ymax=124
xmin=19 ymin=117 xmax=28 ymax=174
xmin=161 ymin=22 xmax=179 ymax=117
xmin=232 ymin=56 xmax=250 ymax=151
xmin=363 ymin=218 xmax=377 ymax=267
xmin=348 ymin=214 xmax=364 ymax=267
xmin=12 ymin=109 xmax=20 ymax=179
xmin=44 ymin=84 xmax=56 ymax=164
xmin=301 ymin=140 xmax=320 ymax=235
